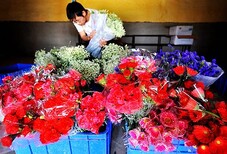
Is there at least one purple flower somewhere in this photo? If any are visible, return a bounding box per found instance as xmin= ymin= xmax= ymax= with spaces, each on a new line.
xmin=154 ymin=50 xmax=222 ymax=77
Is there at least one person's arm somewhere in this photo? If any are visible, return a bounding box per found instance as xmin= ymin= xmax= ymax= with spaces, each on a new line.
xmin=73 ymin=20 xmax=96 ymax=41
xmin=99 ymin=39 xmax=107 ymax=47
xmin=79 ymin=30 xmax=96 ymax=41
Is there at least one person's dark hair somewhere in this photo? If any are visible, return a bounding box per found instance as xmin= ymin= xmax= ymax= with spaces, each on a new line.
xmin=66 ymin=1 xmax=88 ymax=20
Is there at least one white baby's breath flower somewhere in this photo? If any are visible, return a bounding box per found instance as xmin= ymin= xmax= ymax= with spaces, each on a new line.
xmin=102 ymin=43 xmax=128 ymax=60
xmin=99 ymin=9 xmax=126 ymax=38
xmin=34 ymin=46 xmax=99 ymax=83
xmin=102 ymin=59 xmax=120 ymax=75
xmin=106 ymin=13 xmax=125 ymax=38
xmin=34 ymin=44 xmax=129 ymax=83
xmin=69 ymin=60 xmax=100 ymax=82
xmin=99 ymin=43 xmax=129 ymax=74
xmin=34 ymin=49 xmax=59 ymax=67
xmin=51 ymin=45 xmax=89 ymax=62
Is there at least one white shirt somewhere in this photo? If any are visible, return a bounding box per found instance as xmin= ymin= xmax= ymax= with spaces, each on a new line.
xmin=72 ymin=9 xmax=114 ymax=41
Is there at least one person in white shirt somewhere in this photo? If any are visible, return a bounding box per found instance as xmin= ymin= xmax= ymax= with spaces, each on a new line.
xmin=66 ymin=1 xmax=116 ymax=58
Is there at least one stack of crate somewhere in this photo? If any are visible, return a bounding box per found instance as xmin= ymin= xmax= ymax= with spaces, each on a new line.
xmin=169 ymin=25 xmax=194 ymax=45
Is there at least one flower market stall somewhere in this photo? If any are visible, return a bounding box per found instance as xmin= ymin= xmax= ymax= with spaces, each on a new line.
xmin=0 ymin=40 xmax=131 ymax=153
xmin=0 ymin=10 xmax=128 ymax=152
xmin=0 ymin=12 xmax=227 ymax=153
xmin=0 ymin=45 xmax=227 ymax=154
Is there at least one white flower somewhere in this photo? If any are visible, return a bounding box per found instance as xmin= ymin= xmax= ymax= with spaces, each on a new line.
xmin=34 ymin=49 xmax=59 ymax=67
xmin=53 ymin=45 xmax=89 ymax=62
xmin=100 ymin=10 xmax=126 ymax=38
xmin=69 ymin=60 xmax=100 ymax=82
xmin=34 ymin=44 xmax=129 ymax=82
xmin=99 ymin=43 xmax=129 ymax=74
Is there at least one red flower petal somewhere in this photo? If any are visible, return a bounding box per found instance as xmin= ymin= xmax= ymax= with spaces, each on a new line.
xmin=39 ymin=128 xmax=61 ymax=144
xmin=160 ymin=111 xmax=178 ymax=128
xmin=184 ymin=80 xmax=195 ymax=89
xmin=209 ymin=137 xmax=227 ymax=154
xmin=189 ymin=110 xmax=204 ymax=122
xmin=1 ymin=136 xmax=13 ymax=147
xmin=217 ymin=108 xmax=227 ymax=122
xmin=220 ymin=126 xmax=227 ymax=137
xmin=173 ymin=66 xmax=185 ymax=76
xmin=197 ymin=144 xmax=211 ymax=154
xmin=193 ymin=125 xmax=214 ymax=144
xmin=186 ymin=67 xmax=198 ymax=76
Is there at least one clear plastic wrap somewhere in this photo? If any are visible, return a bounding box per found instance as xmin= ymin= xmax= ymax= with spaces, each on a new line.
xmin=193 ymin=63 xmax=224 ymax=87
xmin=0 ymin=64 xmax=107 ymax=149
xmin=86 ymin=13 xmax=115 ymax=58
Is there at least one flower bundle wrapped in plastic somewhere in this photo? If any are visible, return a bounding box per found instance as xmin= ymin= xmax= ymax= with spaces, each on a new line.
xmin=86 ymin=9 xmax=125 ymax=58
xmin=34 ymin=44 xmax=129 ymax=83
xmin=96 ymin=55 xmax=227 ymax=154
xmin=0 ymin=64 xmax=107 ymax=148
xmin=96 ymin=55 xmax=158 ymax=124
xmin=103 ymin=10 xmax=126 ymax=38
xmin=95 ymin=43 xmax=130 ymax=75
xmin=154 ymin=50 xmax=224 ymax=87
xmin=34 ymin=45 xmax=100 ymax=83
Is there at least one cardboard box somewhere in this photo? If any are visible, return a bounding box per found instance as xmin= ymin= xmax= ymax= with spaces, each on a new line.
xmin=169 ymin=26 xmax=193 ymax=35
xmin=170 ymin=35 xmax=194 ymax=45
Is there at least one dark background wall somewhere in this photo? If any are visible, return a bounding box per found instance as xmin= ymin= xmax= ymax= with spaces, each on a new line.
xmin=0 ymin=22 xmax=226 ymax=73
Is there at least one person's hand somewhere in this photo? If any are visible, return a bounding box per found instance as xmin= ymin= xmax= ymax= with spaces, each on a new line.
xmin=89 ymin=30 xmax=96 ymax=40
xmin=99 ymin=39 xmax=107 ymax=47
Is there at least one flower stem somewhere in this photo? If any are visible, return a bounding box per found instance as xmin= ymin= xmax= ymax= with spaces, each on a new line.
xmin=204 ymin=110 xmax=220 ymax=118
xmin=83 ymin=90 xmax=96 ymax=93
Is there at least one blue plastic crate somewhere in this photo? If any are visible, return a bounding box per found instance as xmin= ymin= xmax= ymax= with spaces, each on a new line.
xmin=127 ymin=139 xmax=197 ymax=154
xmin=12 ymin=120 xmax=112 ymax=154
xmin=0 ymin=63 xmax=34 ymax=85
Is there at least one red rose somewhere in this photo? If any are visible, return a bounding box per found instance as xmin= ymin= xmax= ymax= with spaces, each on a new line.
xmin=195 ymin=81 xmax=205 ymax=89
xmin=184 ymin=80 xmax=194 ymax=89
xmin=173 ymin=66 xmax=185 ymax=76
xmin=1 ymin=136 xmax=13 ymax=147
xmin=20 ymin=125 xmax=32 ymax=136
xmin=205 ymin=90 xmax=214 ymax=99
xmin=217 ymin=108 xmax=227 ymax=122
xmin=16 ymin=106 xmax=26 ymax=119
xmin=186 ymin=67 xmax=198 ymax=76
xmin=54 ymin=117 xmax=74 ymax=134
xmin=189 ymin=110 xmax=204 ymax=122
xmin=5 ymin=124 xmax=19 ymax=134
xmin=33 ymin=118 xmax=46 ymax=133
xmin=80 ymin=79 xmax=87 ymax=87
xmin=40 ymin=128 xmax=61 ymax=144
xmin=220 ymin=126 xmax=227 ymax=137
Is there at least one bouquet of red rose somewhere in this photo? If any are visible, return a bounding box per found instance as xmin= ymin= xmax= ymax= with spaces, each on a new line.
xmin=0 ymin=64 xmax=107 ymax=148
xmin=96 ymin=55 xmax=227 ymax=154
